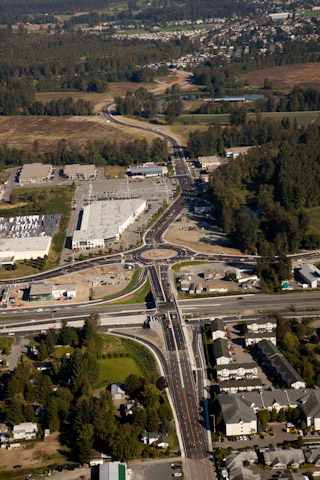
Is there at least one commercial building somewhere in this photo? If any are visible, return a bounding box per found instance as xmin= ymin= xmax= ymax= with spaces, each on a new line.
xmin=19 ymin=163 xmax=52 ymax=185
xmin=224 ymin=147 xmax=253 ymax=159
xmin=128 ymin=165 xmax=168 ymax=177
xmin=29 ymin=282 xmax=77 ymax=301
xmin=298 ymin=263 xmax=320 ymax=288
xmin=198 ymin=155 xmax=223 ymax=170
xmin=0 ymin=236 xmax=51 ymax=263
xmin=257 ymin=340 xmax=306 ymax=389
xmin=245 ymin=332 xmax=277 ymax=347
xmin=72 ymin=199 xmax=146 ymax=249
xmin=63 ymin=164 xmax=97 ymax=180
xmin=98 ymin=462 xmax=126 ymax=480
xmin=212 ymin=338 xmax=231 ymax=365
xmin=269 ymin=12 xmax=290 ymax=20
xmin=13 ymin=422 xmax=38 ymax=440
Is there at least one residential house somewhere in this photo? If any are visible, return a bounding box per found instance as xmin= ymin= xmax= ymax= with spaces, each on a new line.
xmin=246 ymin=318 xmax=277 ymax=333
xmin=195 ymin=282 xmax=203 ymax=294
xmin=215 ymin=362 xmax=258 ymax=381
xmin=189 ymin=283 xmax=196 ymax=295
xmin=212 ymin=338 xmax=231 ymax=365
xmin=262 ymin=448 xmax=304 ymax=469
xmin=111 ymin=383 xmax=125 ymax=400
xmin=244 ymin=332 xmax=277 ymax=347
xmin=218 ymin=395 xmax=257 ymax=436
xmin=279 ymin=473 xmax=307 ymax=480
xmin=304 ymin=446 xmax=320 ymax=466
xmin=219 ymin=378 xmax=262 ymax=394
xmin=156 ymin=433 xmax=169 ymax=448
xmin=13 ymin=422 xmax=38 ymax=440
xmin=206 ymin=284 xmax=228 ymax=293
xmin=257 ymin=340 xmax=306 ymax=389
xmin=179 ymin=274 xmax=191 ymax=292
xmin=0 ymin=423 xmax=8 ymax=442
xmin=299 ymin=390 xmax=320 ymax=430
xmin=225 ymin=450 xmax=258 ymax=471
xmin=142 ymin=432 xmax=159 ymax=446
xmin=229 ymin=468 xmax=261 ymax=480
xmin=122 ymin=399 xmax=135 ymax=416
xmin=32 ymin=361 xmax=52 ymax=371
xmin=210 ymin=318 xmax=226 ymax=341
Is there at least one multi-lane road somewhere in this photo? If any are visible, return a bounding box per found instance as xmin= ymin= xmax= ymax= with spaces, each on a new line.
xmin=2 ymin=103 xmax=320 ymax=479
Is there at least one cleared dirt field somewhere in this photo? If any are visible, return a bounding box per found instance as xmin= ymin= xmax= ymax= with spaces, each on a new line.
xmin=238 ymin=63 xmax=320 ymax=89
xmin=164 ymin=213 xmax=242 ymax=255
xmin=0 ymin=115 xmax=152 ymax=151
xmin=0 ymin=432 xmax=66 ymax=471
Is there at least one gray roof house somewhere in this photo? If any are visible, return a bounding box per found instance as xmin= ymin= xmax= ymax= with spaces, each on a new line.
xmin=216 ymin=362 xmax=258 ymax=381
xmin=211 ymin=318 xmax=226 ymax=340
xmin=304 ymin=446 xmax=320 ymax=465
xmin=213 ymin=338 xmax=231 ymax=365
xmin=257 ymin=340 xmax=306 ymax=389
xmin=229 ymin=468 xmax=260 ymax=480
xmin=111 ymin=383 xmax=125 ymax=400
xmin=279 ymin=473 xmax=307 ymax=480
xmin=218 ymin=394 xmax=257 ymax=436
xmin=299 ymin=389 xmax=320 ymax=430
xmin=244 ymin=332 xmax=277 ymax=347
xmin=262 ymin=448 xmax=304 ymax=469
xmin=225 ymin=450 xmax=258 ymax=471
xmin=219 ymin=378 xmax=262 ymax=394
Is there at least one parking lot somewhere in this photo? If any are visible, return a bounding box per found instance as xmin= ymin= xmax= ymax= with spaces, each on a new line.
xmin=129 ymin=458 xmax=183 ymax=480
xmin=63 ymin=176 xmax=177 ymax=261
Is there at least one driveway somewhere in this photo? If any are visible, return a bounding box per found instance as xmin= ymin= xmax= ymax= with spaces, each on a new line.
xmin=6 ymin=335 xmax=30 ymax=371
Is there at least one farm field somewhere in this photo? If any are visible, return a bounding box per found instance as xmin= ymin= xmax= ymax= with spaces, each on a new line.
xmin=237 ymin=62 xmax=320 ymax=89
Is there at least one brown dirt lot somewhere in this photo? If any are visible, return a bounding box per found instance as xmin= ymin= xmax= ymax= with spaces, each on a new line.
xmin=0 ymin=432 xmax=66 ymax=471
xmin=0 ymin=116 xmax=148 ymax=152
xmin=164 ymin=214 xmax=242 ymax=255
xmin=238 ymin=62 xmax=320 ymax=89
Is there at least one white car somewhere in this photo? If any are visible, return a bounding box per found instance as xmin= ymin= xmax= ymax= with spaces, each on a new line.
xmin=173 ymin=474 xmax=182 ymax=478
xmin=8 ymin=332 xmax=15 ymax=336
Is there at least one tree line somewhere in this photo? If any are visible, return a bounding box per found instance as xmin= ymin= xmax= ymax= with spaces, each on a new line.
xmin=2 ymin=313 xmax=174 ymax=464
xmin=189 ymin=118 xmax=320 ymax=258
xmin=0 ymin=84 xmax=93 ymax=115
xmin=0 ymin=137 xmax=168 ymax=168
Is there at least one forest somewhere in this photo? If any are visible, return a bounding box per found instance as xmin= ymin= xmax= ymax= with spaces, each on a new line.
xmin=2 ymin=314 xmax=174 ymax=463
xmin=189 ymin=119 xmax=320 ymax=257
xmin=0 ymin=137 xmax=168 ymax=168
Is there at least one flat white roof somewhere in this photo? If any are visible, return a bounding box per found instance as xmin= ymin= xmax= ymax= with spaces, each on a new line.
xmin=73 ymin=199 xmax=146 ymax=243
xmin=198 ymin=155 xmax=220 ymax=164
xmin=0 ymin=236 xmax=51 ymax=256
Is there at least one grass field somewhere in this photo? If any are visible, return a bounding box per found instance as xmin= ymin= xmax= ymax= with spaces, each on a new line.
xmin=0 ymin=337 xmax=13 ymax=352
xmin=104 ymin=165 xmax=127 ymax=179
xmin=109 ymin=277 xmax=152 ymax=304
xmin=171 ymin=261 xmax=216 ymax=272
xmin=96 ymin=357 xmax=143 ymax=387
xmin=306 ymin=206 xmax=320 ymax=235
xmin=54 ymin=346 xmax=74 ymax=358
xmin=237 ymin=62 xmax=320 ymax=90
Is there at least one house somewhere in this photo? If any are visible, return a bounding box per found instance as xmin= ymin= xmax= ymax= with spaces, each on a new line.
xmin=32 ymin=361 xmax=52 ymax=371
xmin=215 ymin=362 xmax=258 ymax=381
xmin=98 ymin=462 xmax=126 ymax=480
xmin=244 ymin=332 xmax=277 ymax=347
xmin=299 ymin=389 xmax=320 ymax=430
xmin=246 ymin=318 xmax=277 ymax=333
xmin=19 ymin=163 xmax=52 ymax=185
xmin=13 ymin=422 xmax=38 ymax=440
xmin=304 ymin=446 xmax=320 ymax=466
xmin=189 ymin=283 xmax=196 ymax=295
xmin=179 ymin=274 xmax=191 ymax=292
xmin=0 ymin=423 xmax=8 ymax=442
xmin=63 ymin=164 xmax=97 ymax=180
xmin=206 ymin=284 xmax=228 ymax=293
xmin=111 ymin=383 xmax=125 ymax=400
xmin=229 ymin=467 xmax=260 ymax=480
xmin=262 ymin=448 xmax=304 ymax=469
xmin=122 ymin=399 xmax=135 ymax=416
xmin=225 ymin=450 xmax=258 ymax=472
xmin=218 ymin=395 xmax=257 ymax=436
xmin=141 ymin=432 xmax=159 ymax=445
xmin=298 ymin=263 xmax=320 ymax=289
xmin=257 ymin=340 xmax=306 ymax=389
xmin=210 ymin=318 xmax=226 ymax=341
xmin=195 ymin=282 xmax=203 ymax=294
xmin=156 ymin=433 xmax=169 ymax=448
xmin=212 ymin=338 xmax=231 ymax=365
xmin=219 ymin=378 xmax=262 ymax=394
xmin=279 ymin=473 xmax=307 ymax=480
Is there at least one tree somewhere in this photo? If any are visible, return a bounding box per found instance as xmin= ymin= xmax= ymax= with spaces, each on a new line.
xmin=270 ymin=408 xmax=278 ymax=423
xmin=110 ymin=425 xmax=143 ymax=461
xmin=257 ymin=410 xmax=270 ymax=430
xmin=277 ymin=409 xmax=286 ymax=423
xmin=141 ymin=384 xmax=159 ymax=409
xmin=73 ymin=423 xmax=94 ymax=464
xmin=156 ymin=377 xmax=168 ymax=391
xmin=124 ymin=374 xmax=144 ymax=398
xmin=38 ymin=339 xmax=48 ymax=361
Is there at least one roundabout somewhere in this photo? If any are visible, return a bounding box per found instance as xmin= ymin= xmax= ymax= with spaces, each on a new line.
xmin=140 ymin=247 xmax=178 ymax=261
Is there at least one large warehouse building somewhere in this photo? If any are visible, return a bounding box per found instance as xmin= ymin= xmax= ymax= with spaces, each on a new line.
xmin=72 ymin=199 xmax=146 ymax=249
xmin=0 ymin=236 xmax=52 ymax=264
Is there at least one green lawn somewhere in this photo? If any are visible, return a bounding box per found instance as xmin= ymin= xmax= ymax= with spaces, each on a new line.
xmin=96 ymin=357 xmax=143 ymax=387
xmin=54 ymin=346 xmax=74 ymax=358
xmin=306 ymin=206 xmax=320 ymax=235
xmin=0 ymin=337 xmax=13 ymax=351
xmin=171 ymin=260 xmax=216 ymax=272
